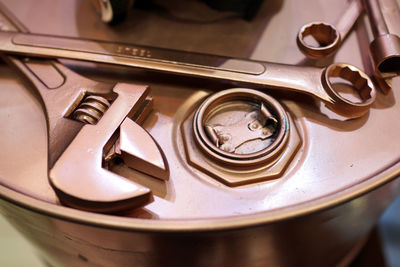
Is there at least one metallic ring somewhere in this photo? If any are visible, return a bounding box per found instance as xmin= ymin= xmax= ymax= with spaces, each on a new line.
xmin=297 ymin=22 xmax=340 ymax=59
xmin=322 ymin=63 xmax=376 ymax=118
xmin=193 ymin=88 xmax=290 ymax=168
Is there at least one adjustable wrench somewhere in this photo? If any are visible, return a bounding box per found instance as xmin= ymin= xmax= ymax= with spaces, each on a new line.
xmin=0 ymin=2 xmax=169 ymax=213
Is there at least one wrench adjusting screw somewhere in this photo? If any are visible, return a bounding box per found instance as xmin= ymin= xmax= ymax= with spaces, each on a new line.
xmin=72 ymin=95 xmax=111 ymax=124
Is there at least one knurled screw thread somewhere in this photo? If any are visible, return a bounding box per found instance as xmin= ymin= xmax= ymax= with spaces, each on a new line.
xmin=72 ymin=95 xmax=111 ymax=124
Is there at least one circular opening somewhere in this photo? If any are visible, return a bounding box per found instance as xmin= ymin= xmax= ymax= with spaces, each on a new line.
xmin=297 ymin=22 xmax=340 ymax=58
xmin=204 ymin=100 xmax=279 ymax=155
xmin=327 ymin=76 xmax=365 ymax=104
xmin=322 ymin=63 xmax=376 ymax=118
xmin=378 ymin=56 xmax=400 ymax=75
xmin=325 ymin=64 xmax=374 ymax=104
xmin=193 ymin=88 xmax=289 ymax=168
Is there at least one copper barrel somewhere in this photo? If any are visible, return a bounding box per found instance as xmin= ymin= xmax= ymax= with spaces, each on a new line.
xmin=0 ymin=0 xmax=400 ymax=266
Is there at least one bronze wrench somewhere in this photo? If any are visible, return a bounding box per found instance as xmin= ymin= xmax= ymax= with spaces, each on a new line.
xmin=0 ymin=30 xmax=376 ymax=118
xmin=297 ymin=0 xmax=363 ymax=59
xmin=0 ymin=2 xmax=169 ymax=213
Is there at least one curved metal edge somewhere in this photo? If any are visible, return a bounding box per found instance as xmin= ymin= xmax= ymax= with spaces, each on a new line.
xmin=296 ymin=21 xmax=341 ymax=59
xmin=321 ymin=63 xmax=376 ymax=118
xmin=1 ymin=157 xmax=400 ymax=233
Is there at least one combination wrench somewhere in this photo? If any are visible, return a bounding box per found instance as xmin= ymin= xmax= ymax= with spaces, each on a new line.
xmin=0 ymin=30 xmax=376 ymax=119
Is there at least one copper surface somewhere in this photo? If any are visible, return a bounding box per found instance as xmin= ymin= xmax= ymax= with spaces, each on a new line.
xmin=2 ymin=0 xmax=398 ymax=228
xmin=0 ymin=31 xmax=376 ymax=118
xmin=297 ymin=0 xmax=363 ymax=59
xmin=181 ymin=89 xmax=302 ymax=186
xmin=193 ymin=89 xmax=290 ymax=166
xmin=0 ymin=2 xmax=170 ymax=213
xmin=363 ymin=0 xmax=400 ymax=79
xmin=48 ymin=83 xmax=162 ymax=213
xmin=0 ymin=0 xmax=400 ymax=266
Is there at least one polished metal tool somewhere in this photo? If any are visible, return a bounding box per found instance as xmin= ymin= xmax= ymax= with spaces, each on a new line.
xmin=363 ymin=0 xmax=400 ymax=79
xmin=297 ymin=0 xmax=363 ymax=59
xmin=0 ymin=3 xmax=169 ymax=213
xmin=0 ymin=30 xmax=376 ymax=118
xmin=2 ymin=1 xmax=400 ymax=267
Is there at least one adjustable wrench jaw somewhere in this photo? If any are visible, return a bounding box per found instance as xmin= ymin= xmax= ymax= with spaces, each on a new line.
xmin=50 ymin=84 xmax=169 ymax=213
xmin=14 ymin=59 xmax=169 ymax=213
xmin=8 ymin=57 xmax=170 ymax=213
xmin=0 ymin=5 xmax=169 ymax=213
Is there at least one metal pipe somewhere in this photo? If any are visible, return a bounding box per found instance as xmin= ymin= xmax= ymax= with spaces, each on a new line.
xmin=362 ymin=0 xmax=400 ymax=78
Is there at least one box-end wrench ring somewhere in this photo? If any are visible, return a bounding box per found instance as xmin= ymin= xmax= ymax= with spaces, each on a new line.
xmin=297 ymin=0 xmax=363 ymax=59
xmin=0 ymin=31 xmax=376 ymax=118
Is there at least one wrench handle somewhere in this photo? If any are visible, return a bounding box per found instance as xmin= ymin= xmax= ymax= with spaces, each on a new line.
xmin=363 ymin=0 xmax=389 ymax=36
xmin=0 ymin=31 xmax=328 ymax=95
xmin=335 ymin=0 xmax=363 ymax=40
xmin=7 ymin=31 xmax=265 ymax=75
xmin=0 ymin=31 xmax=375 ymax=118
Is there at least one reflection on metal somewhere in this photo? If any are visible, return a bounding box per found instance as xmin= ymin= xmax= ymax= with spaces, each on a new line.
xmin=1 ymin=0 xmax=400 ymax=266
xmin=91 ymin=0 xmax=113 ymax=23
xmin=182 ymin=88 xmax=302 ymax=186
xmin=72 ymin=95 xmax=111 ymax=124
xmin=90 ymin=0 xmax=134 ymax=24
xmin=49 ymin=84 xmax=169 ymax=213
xmin=204 ymin=103 xmax=277 ymax=153
xmin=104 ymin=117 xmax=169 ymax=181
xmin=0 ymin=31 xmax=376 ymax=118
xmin=0 ymin=3 xmax=169 ymax=213
xmin=322 ymin=63 xmax=375 ymax=116
xmin=363 ymin=0 xmax=400 ymax=90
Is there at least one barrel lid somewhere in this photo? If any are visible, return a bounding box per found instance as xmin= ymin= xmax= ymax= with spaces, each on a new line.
xmin=0 ymin=0 xmax=400 ymax=228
